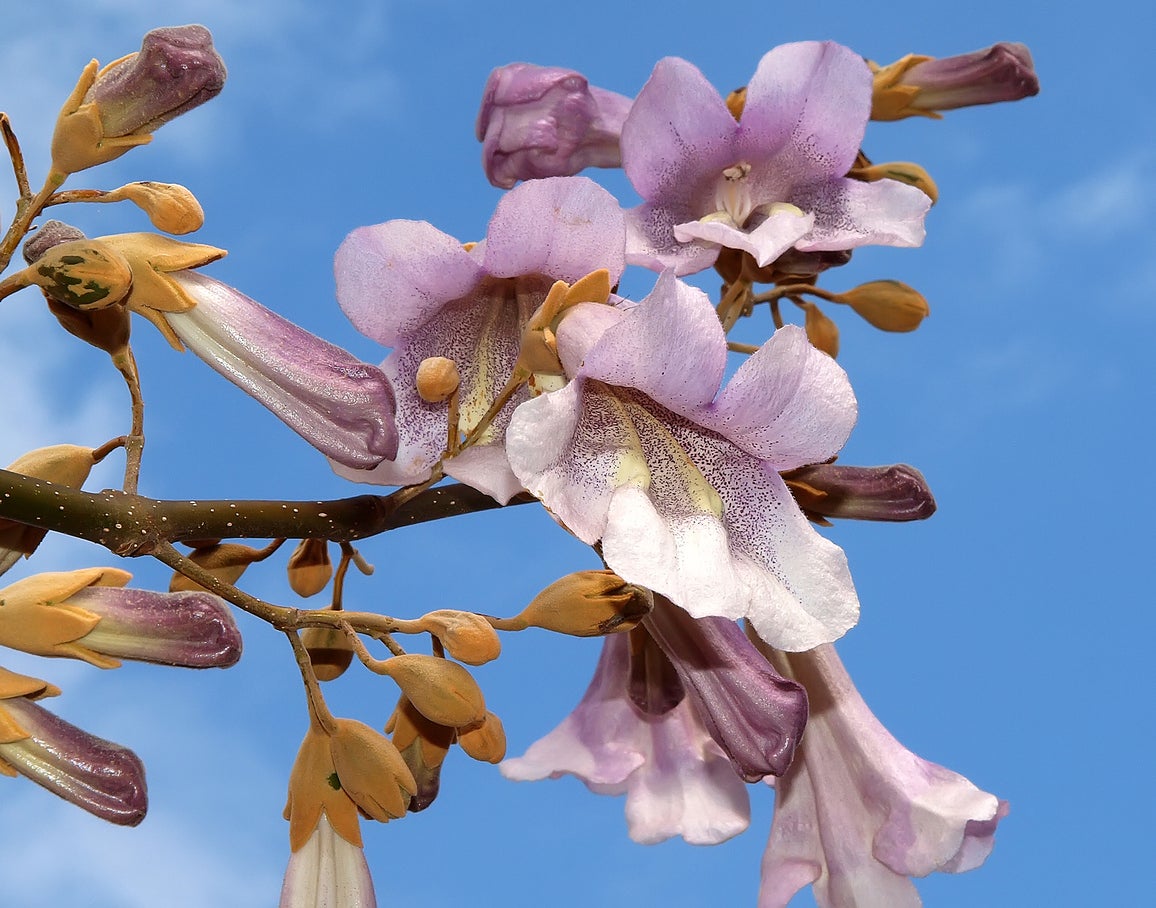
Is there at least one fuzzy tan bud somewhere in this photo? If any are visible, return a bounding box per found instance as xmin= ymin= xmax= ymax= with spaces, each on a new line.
xmin=837 ymin=280 xmax=930 ymax=332
xmin=457 ymin=710 xmax=507 ymax=764
xmin=851 ymin=161 xmax=938 ymax=204
xmin=287 ymin=539 xmax=332 ymax=598
xmin=415 ymin=357 xmax=460 ymax=403
xmin=105 ymin=182 xmax=205 ymax=235
xmin=1 ymin=445 xmax=96 ymax=577
xmin=801 ymin=302 xmax=840 ymax=358
xmin=508 ymin=570 xmax=652 ymax=637
xmin=168 ymin=542 xmax=265 ymax=593
xmin=385 ymin=696 xmax=454 ymax=812
xmin=416 ymin=610 xmax=501 ymax=665
xmin=380 ymin=655 xmax=486 ymax=728
xmin=24 ymin=239 xmax=134 ymax=311
xmin=301 ymin=624 xmax=355 ymax=682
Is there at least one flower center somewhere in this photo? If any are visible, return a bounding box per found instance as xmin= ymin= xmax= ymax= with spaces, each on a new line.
xmin=709 ymin=161 xmax=755 ymax=228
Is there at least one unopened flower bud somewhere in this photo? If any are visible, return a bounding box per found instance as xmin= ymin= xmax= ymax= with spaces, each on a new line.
xmin=385 ymin=696 xmax=454 ymax=812
xmin=169 ymin=542 xmax=266 ymax=593
xmin=836 ymin=280 xmax=930 ymax=332
xmin=725 ymin=86 xmax=747 ymax=121
xmin=51 ymin=25 xmax=226 ymax=175
xmin=380 ymin=654 xmax=486 ymax=728
xmin=22 ymin=221 xmax=87 ymax=263
xmin=0 ymin=671 xmax=147 ymax=825
xmin=801 ymin=302 xmax=839 ymax=358
xmin=508 ymin=570 xmax=653 ymax=637
xmin=870 ymin=43 xmax=1039 ymax=121
xmin=477 ymin=63 xmax=632 ymax=189
xmin=784 ymin=463 xmax=936 ymax=523
xmin=850 ymin=161 xmax=938 ymax=204
xmin=416 ymin=609 xmax=501 ymax=665
xmin=457 ymin=710 xmax=506 ymax=764
xmin=415 ymin=356 xmax=460 ymax=403
xmin=104 ymin=181 xmax=205 ymax=235
xmin=302 ymin=624 xmax=355 ymax=682
xmin=23 ymin=239 xmax=134 ymax=311
xmin=328 ymin=719 xmax=417 ymax=824
xmin=0 ymin=567 xmax=242 ymax=669
xmin=287 ymin=539 xmax=332 ymax=598
xmin=1 ymin=445 xmax=96 ymax=577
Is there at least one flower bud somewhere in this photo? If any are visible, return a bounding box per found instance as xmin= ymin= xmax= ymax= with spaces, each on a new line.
xmin=415 ymin=357 xmax=460 ymax=403
xmin=169 ymin=542 xmax=266 ymax=593
xmin=385 ymin=695 xmax=454 ymax=812
xmin=302 ymin=624 xmax=355 ymax=682
xmin=104 ymin=181 xmax=205 ymax=235
xmin=0 ymin=567 xmax=242 ymax=669
xmin=328 ymin=719 xmax=417 ymax=824
xmin=287 ymin=539 xmax=332 ymax=598
xmin=0 ymin=445 xmax=96 ymax=577
xmin=836 ymin=280 xmax=929 ymax=332
xmin=870 ymin=43 xmax=1039 ymax=121
xmin=477 ymin=63 xmax=632 ymax=189
xmin=0 ymin=677 xmax=147 ymax=825
xmin=801 ymin=301 xmax=839 ymax=358
xmin=416 ymin=609 xmax=501 ymax=665
xmin=507 ymin=570 xmax=653 ymax=637
xmin=51 ymin=25 xmax=226 ymax=174
xmin=850 ymin=161 xmax=938 ymax=205
xmin=22 ymin=238 xmax=134 ymax=311
xmin=380 ymin=654 xmax=486 ymax=728
xmin=784 ymin=463 xmax=936 ymax=523
xmin=457 ymin=710 xmax=506 ymax=764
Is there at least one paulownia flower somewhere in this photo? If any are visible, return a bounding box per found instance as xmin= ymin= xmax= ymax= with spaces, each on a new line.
xmin=477 ymin=63 xmax=633 ymax=189
xmin=334 ymin=176 xmax=625 ymax=501
xmin=502 ymin=631 xmax=751 ymax=845
xmin=0 ymin=667 xmax=147 ymax=825
xmin=506 ymin=271 xmax=859 ymax=651
xmin=756 ymin=642 xmax=1007 ymax=907
xmin=621 ymin=41 xmax=930 ymax=276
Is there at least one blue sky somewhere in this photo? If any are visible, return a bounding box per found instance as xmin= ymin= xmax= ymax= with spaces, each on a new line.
xmin=1 ymin=1 xmax=1152 ymax=905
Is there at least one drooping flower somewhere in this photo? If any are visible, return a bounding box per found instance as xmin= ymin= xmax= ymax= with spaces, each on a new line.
xmin=870 ymin=43 xmax=1039 ymax=121
xmin=754 ymin=641 xmax=1007 ymax=908
xmin=51 ymin=24 xmax=226 ymax=175
xmin=0 ymin=667 xmax=147 ymax=825
xmin=621 ymin=41 xmax=930 ymax=275
xmin=506 ymin=270 xmax=859 ymax=650
xmin=0 ymin=567 xmax=242 ymax=669
xmin=279 ymin=813 xmax=377 ymax=908
xmin=334 ymin=176 xmax=625 ymax=501
xmin=502 ymin=631 xmax=751 ymax=846
xmin=477 ymin=63 xmax=633 ymax=188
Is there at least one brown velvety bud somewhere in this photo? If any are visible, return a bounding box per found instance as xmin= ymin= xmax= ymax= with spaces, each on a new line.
xmin=415 ymin=357 xmax=460 ymax=403
xmin=725 ymin=86 xmax=746 ymax=121
xmin=416 ymin=610 xmax=501 ymax=665
xmin=287 ymin=539 xmax=332 ymax=598
xmin=385 ymin=696 xmax=454 ymax=812
xmin=457 ymin=711 xmax=507 ymax=764
xmin=508 ymin=570 xmax=652 ymax=637
xmin=801 ymin=302 xmax=839 ymax=358
xmin=837 ymin=280 xmax=929 ymax=332
xmin=301 ymin=625 xmax=355 ymax=682
xmin=380 ymin=655 xmax=486 ymax=728
xmin=328 ymin=719 xmax=416 ymax=823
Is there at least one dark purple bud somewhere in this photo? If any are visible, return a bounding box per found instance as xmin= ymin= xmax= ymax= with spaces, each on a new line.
xmin=0 ymin=697 xmax=147 ymax=825
xmin=22 ymin=220 xmax=88 ymax=264
xmin=873 ymin=44 xmax=1038 ymax=120
xmin=643 ymin=596 xmax=808 ymax=781
xmin=67 ymin=586 xmax=243 ymax=668
xmin=784 ymin=463 xmax=936 ymax=522
xmin=476 ymin=63 xmax=632 ymax=189
xmin=87 ymin=25 xmax=226 ymax=137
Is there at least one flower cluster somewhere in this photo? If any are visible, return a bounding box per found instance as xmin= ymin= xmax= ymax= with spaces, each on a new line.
xmin=0 ymin=23 xmax=1037 ymax=908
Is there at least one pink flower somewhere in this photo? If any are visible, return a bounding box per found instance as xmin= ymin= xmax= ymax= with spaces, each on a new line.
xmin=756 ymin=643 xmax=1007 ymax=907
